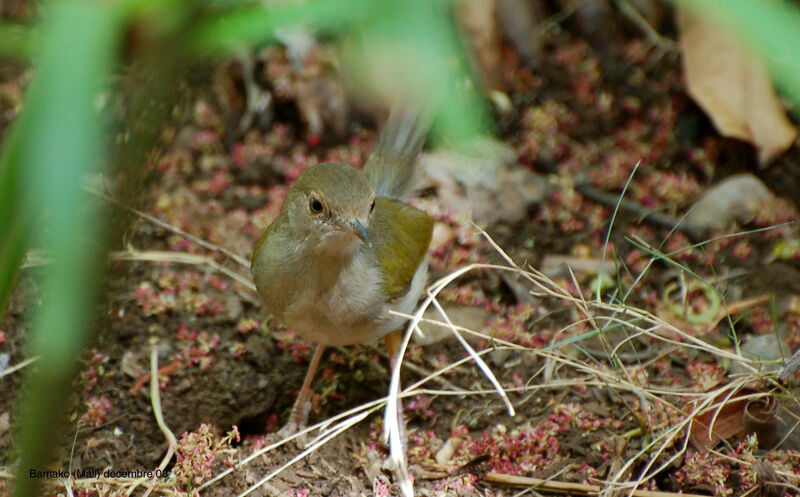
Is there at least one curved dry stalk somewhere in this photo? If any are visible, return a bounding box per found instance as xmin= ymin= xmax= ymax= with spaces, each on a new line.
xmin=0 ymin=356 xmax=39 ymax=379
xmin=110 ymin=248 xmax=257 ymax=294
xmin=704 ymin=383 xmax=769 ymax=447
xmin=390 ymin=228 xmax=778 ymax=495
xmin=236 ymin=408 xmax=376 ymax=497
xmin=197 ymin=396 xmax=387 ymax=492
xmin=429 ymin=297 xmax=516 ymax=415
xmin=388 ymin=309 xmax=527 ymax=350
xmin=385 ymin=260 xmax=522 ymax=496
xmin=85 ymin=185 xmax=251 ymax=269
xmin=138 ymin=342 xmax=179 ymax=497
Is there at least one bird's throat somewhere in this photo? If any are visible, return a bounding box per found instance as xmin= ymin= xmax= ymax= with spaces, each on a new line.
xmin=317 ymin=229 xmax=363 ymax=258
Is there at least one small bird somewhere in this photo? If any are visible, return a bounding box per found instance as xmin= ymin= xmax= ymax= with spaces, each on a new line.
xmin=251 ymin=103 xmax=434 ymax=434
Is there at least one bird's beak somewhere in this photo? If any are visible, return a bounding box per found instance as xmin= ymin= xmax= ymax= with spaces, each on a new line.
xmin=344 ymin=219 xmax=371 ymax=246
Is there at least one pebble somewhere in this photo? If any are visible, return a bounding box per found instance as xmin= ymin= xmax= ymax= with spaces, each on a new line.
xmin=684 ymin=174 xmax=773 ymax=232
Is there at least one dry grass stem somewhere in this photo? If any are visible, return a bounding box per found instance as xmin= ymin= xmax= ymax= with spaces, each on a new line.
xmin=110 ymin=248 xmax=257 ymax=295
xmin=0 ymin=356 xmax=39 ymax=379
xmin=85 ymin=185 xmax=252 ymax=269
xmin=141 ymin=341 xmax=179 ymax=497
xmin=34 ymin=209 xmax=790 ymax=496
xmin=421 ymin=461 xmax=710 ymax=497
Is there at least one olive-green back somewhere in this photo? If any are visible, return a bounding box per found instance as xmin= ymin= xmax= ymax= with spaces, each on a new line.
xmin=370 ymin=197 xmax=433 ymax=299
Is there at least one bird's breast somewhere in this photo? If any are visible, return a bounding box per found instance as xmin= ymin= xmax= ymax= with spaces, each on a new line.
xmin=260 ymin=246 xmax=393 ymax=345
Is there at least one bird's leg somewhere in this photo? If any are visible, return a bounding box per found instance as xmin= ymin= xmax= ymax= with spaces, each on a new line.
xmin=383 ymin=330 xmax=407 ymax=453
xmin=278 ymin=344 xmax=325 ymax=441
xmin=384 ymin=329 xmax=403 ymax=377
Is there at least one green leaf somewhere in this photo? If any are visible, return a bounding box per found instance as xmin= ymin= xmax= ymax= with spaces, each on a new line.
xmin=7 ymin=1 xmax=123 ymax=496
xmin=0 ymin=21 xmax=36 ymax=60
xmin=190 ymin=0 xmax=488 ymax=144
xmin=189 ymin=0 xmax=377 ymax=53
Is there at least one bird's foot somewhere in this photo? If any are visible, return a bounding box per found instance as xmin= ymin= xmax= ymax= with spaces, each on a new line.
xmin=275 ymin=423 xmax=307 ymax=449
xmin=381 ymin=432 xmax=412 ymax=496
xmin=269 ymin=400 xmax=312 ymax=448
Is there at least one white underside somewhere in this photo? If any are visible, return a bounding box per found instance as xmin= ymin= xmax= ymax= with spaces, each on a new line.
xmin=289 ymin=259 xmax=428 ymax=346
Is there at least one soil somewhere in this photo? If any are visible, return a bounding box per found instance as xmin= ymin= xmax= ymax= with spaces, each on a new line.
xmin=2 ymin=3 xmax=800 ymax=497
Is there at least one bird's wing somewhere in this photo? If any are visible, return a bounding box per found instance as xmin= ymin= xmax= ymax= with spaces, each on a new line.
xmin=251 ymin=221 xmax=275 ymax=270
xmin=370 ymin=197 xmax=434 ymax=299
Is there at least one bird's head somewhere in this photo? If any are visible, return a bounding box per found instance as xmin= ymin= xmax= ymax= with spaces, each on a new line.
xmin=286 ymin=162 xmax=375 ymax=253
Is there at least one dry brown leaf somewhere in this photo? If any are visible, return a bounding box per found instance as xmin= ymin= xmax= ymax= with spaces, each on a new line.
xmin=689 ymin=391 xmax=750 ymax=450
xmin=743 ymin=396 xmax=780 ymax=449
xmin=678 ymin=8 xmax=797 ymax=166
xmin=689 ymin=390 xmax=786 ymax=451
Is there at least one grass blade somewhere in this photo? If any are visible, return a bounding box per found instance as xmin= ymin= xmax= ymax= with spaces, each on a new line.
xmin=9 ymin=2 xmax=123 ymax=496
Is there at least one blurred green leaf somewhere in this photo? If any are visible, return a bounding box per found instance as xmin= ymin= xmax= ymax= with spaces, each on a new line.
xmin=6 ymin=1 xmax=123 ymax=495
xmin=0 ymin=115 xmax=29 ymax=314
xmin=191 ymin=0 xmax=487 ymax=145
xmin=342 ymin=0 xmax=488 ymax=144
xmin=189 ymin=0 xmax=376 ymax=52
xmin=0 ymin=22 xmax=36 ymax=60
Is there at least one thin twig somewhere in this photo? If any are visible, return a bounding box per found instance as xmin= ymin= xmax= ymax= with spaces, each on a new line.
xmin=110 ymin=248 xmax=257 ymax=295
xmin=420 ymin=462 xmax=710 ymax=497
xmin=128 ymin=360 xmax=181 ymax=396
xmin=84 ymin=185 xmax=251 ymax=269
xmin=614 ymin=0 xmax=678 ymax=54
xmin=133 ymin=341 xmax=179 ymax=497
xmin=0 ymin=355 xmax=39 ymax=379
xmin=574 ymin=180 xmax=704 ymax=241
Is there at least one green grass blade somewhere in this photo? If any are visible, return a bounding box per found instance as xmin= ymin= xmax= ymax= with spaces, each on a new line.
xmin=0 ymin=117 xmax=30 ymax=314
xmin=0 ymin=21 xmax=35 ymax=60
xmin=9 ymin=1 xmax=123 ymax=495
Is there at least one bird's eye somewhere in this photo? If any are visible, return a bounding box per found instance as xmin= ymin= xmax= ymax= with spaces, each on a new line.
xmin=370 ymin=199 xmax=375 ymax=213
xmin=309 ymin=196 xmax=324 ymax=214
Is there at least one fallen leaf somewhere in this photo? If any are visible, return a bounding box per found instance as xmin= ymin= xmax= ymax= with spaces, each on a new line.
xmin=779 ymin=348 xmax=800 ymax=382
xmin=743 ymin=396 xmax=780 ymax=449
xmin=678 ymin=8 xmax=797 ymax=165
xmin=689 ymin=391 xmax=750 ymax=449
xmin=689 ymin=390 xmax=788 ymax=451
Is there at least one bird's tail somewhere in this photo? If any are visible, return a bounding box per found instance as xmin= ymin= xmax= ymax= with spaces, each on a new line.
xmin=364 ymin=98 xmax=434 ymax=201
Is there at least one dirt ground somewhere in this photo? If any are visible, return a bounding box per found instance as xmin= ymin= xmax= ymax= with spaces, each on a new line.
xmin=2 ymin=3 xmax=800 ymax=497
